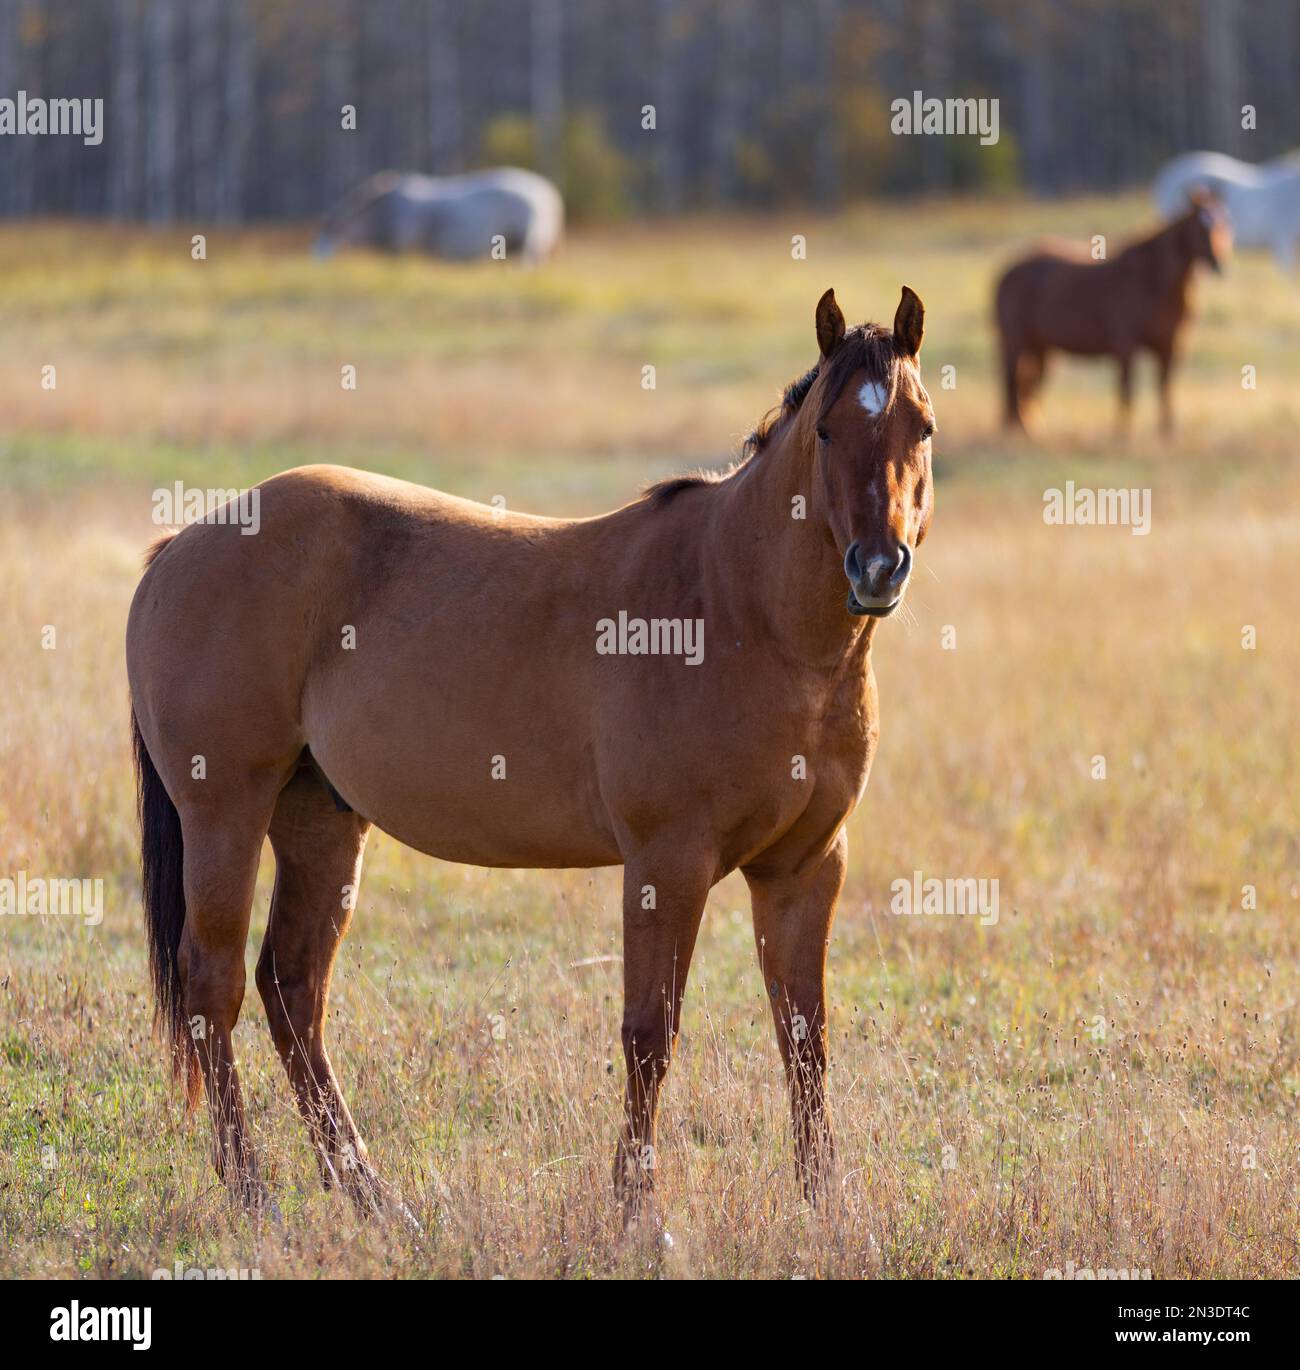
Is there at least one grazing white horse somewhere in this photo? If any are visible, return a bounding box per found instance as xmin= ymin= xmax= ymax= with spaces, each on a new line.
xmin=1153 ymin=151 xmax=1300 ymax=271
xmin=315 ymin=167 xmax=564 ymax=265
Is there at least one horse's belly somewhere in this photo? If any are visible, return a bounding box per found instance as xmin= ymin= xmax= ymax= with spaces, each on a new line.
xmin=373 ymin=795 xmax=622 ymax=870
xmin=305 ymin=695 xmax=622 ymax=869
xmin=324 ymin=758 xmax=621 ymax=868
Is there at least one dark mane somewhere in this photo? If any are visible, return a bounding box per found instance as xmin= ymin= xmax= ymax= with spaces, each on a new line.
xmin=644 ymin=322 xmax=901 ymax=507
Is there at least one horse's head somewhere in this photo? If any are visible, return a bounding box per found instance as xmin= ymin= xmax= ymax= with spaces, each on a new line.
xmin=314 ymin=201 xmax=360 ymax=258
xmin=1182 ymin=189 xmax=1232 ymax=274
xmin=313 ymin=206 xmax=345 ymax=258
xmin=807 ymin=287 xmax=935 ymax=619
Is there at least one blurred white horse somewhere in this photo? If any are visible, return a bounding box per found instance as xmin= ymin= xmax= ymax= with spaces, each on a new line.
xmin=316 ymin=167 xmax=564 ymax=265
xmin=1153 ymin=151 xmax=1300 ymax=271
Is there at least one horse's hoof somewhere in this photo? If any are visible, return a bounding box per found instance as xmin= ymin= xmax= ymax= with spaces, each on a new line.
xmin=341 ymin=1167 xmax=423 ymax=1235
xmin=619 ymin=1202 xmax=655 ymax=1235
xmin=392 ymin=1198 xmax=425 ymax=1237
xmin=235 ymin=1178 xmax=280 ymax=1224
xmin=618 ymin=1194 xmax=663 ymax=1238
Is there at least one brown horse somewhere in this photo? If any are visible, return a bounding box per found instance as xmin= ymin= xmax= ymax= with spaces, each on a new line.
xmin=126 ymin=286 xmax=936 ymax=1222
xmin=994 ymin=193 xmax=1230 ymax=434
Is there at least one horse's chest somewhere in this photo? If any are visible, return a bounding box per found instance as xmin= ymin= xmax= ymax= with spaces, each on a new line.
xmin=723 ymin=666 xmax=879 ymax=855
xmin=1145 ymin=286 xmax=1190 ymax=342
xmin=803 ymin=676 xmax=879 ymax=805
xmin=595 ymin=653 xmax=877 ymax=866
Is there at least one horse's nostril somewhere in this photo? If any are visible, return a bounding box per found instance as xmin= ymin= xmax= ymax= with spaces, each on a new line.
xmin=844 ymin=541 xmax=865 ymax=583
xmin=891 ymin=542 xmax=912 ymax=586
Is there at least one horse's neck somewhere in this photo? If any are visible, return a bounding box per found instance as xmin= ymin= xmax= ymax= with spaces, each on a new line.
xmin=1134 ymin=222 xmax=1196 ymax=295
xmin=708 ymin=422 xmax=872 ymax=668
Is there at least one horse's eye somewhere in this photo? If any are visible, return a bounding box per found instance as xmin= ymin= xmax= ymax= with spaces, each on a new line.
xmin=922 ymin=421 xmax=936 ymax=441
xmin=816 ymin=426 xmax=830 ymax=443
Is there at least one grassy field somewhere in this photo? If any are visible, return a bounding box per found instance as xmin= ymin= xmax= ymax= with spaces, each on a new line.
xmin=1 ymin=195 xmax=1297 ymax=1279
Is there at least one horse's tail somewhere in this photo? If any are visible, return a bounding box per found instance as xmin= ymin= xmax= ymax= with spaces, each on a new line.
xmin=131 ymin=705 xmax=201 ymax=1106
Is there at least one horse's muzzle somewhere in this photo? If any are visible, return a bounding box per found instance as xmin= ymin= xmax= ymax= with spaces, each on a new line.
xmin=845 ymin=540 xmax=911 ymax=617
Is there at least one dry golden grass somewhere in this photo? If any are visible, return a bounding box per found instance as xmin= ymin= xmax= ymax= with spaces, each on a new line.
xmin=1 ymin=200 xmax=1297 ymax=1278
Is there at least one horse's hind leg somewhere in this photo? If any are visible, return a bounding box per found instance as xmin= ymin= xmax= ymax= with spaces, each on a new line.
xmin=1155 ymin=343 xmax=1177 ymax=437
xmin=1001 ymin=340 xmax=1026 ymax=430
xmin=179 ymin=780 xmax=283 ymax=1208
xmin=255 ymin=761 xmax=381 ymax=1209
xmin=1020 ymin=348 xmax=1047 ymax=398
xmin=1013 ymin=346 xmax=1049 ymax=429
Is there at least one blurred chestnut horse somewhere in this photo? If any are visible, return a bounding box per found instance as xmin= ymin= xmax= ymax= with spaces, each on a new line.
xmin=995 ymin=193 xmax=1230 ymax=434
xmin=127 ymin=287 xmax=936 ymax=1222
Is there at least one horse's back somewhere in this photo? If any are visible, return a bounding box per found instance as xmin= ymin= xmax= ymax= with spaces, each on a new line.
xmin=389 ymin=167 xmax=563 ymax=260
xmin=996 ymin=239 xmax=1137 ymax=354
xmin=126 ymin=465 xmax=507 ymax=714
xmin=1152 ymin=151 xmax=1300 ymax=245
xmin=125 ymin=464 xmax=616 ymax=863
xmin=995 ymin=240 xmax=1091 ymax=317
xmin=1153 ymin=151 xmax=1261 ymax=215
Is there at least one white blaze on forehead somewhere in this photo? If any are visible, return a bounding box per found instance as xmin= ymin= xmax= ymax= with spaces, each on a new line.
xmin=857 ymin=378 xmax=889 ymax=416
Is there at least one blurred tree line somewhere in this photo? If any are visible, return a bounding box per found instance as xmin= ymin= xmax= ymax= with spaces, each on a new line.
xmin=0 ymin=0 xmax=1295 ymax=223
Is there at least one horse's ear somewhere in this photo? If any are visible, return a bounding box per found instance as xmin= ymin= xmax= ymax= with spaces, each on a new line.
xmin=893 ymin=285 xmax=925 ymax=358
xmin=815 ymin=288 xmax=846 ymax=358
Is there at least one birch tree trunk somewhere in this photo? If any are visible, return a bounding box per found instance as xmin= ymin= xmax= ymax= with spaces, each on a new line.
xmin=1199 ymin=0 xmax=1240 ymax=153
xmin=531 ymin=0 xmax=564 ymax=178
xmin=189 ymin=0 xmax=223 ymax=220
xmin=427 ymin=0 xmax=462 ymax=173
xmin=220 ymin=0 xmax=254 ymax=221
xmin=146 ymin=0 xmax=177 ymax=223
xmin=655 ymin=0 xmax=684 ymax=212
xmin=108 ymin=0 xmax=143 ymax=218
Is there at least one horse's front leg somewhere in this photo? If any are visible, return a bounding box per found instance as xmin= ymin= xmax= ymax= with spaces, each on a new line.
xmin=1115 ymin=348 xmax=1135 ymax=438
xmin=1155 ymin=343 xmax=1177 ymax=438
xmin=612 ymin=844 xmax=713 ymax=1225
xmin=744 ymin=833 xmax=847 ymax=1205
